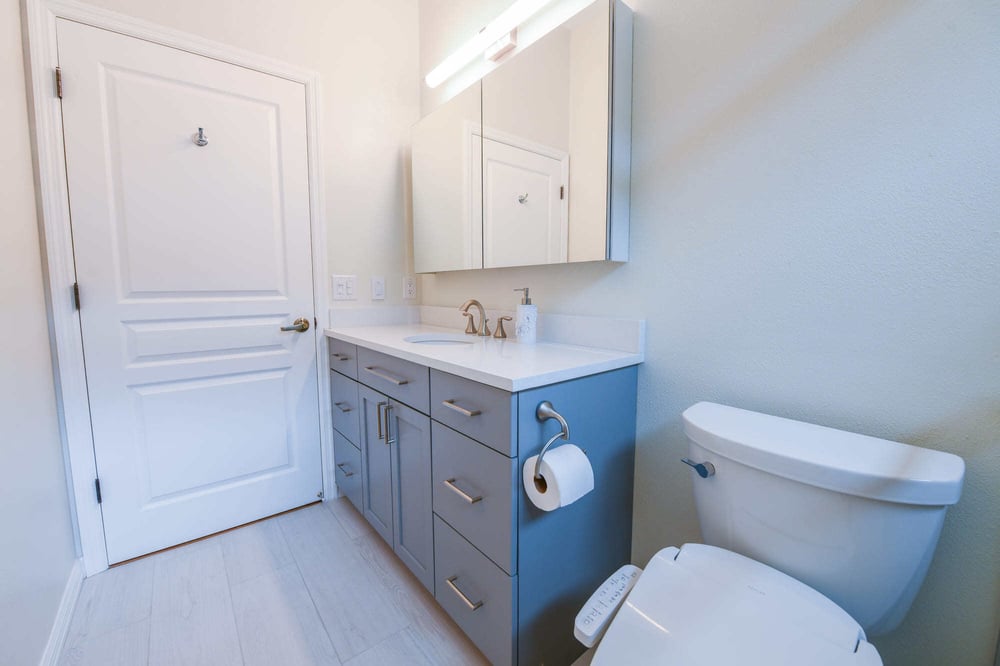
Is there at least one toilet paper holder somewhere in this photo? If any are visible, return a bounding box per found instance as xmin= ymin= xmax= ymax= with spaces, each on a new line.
xmin=534 ymin=401 xmax=572 ymax=480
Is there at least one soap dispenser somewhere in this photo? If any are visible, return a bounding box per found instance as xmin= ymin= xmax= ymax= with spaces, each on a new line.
xmin=514 ymin=288 xmax=537 ymax=344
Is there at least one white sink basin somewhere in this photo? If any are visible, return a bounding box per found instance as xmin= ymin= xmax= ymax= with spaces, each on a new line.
xmin=403 ymin=333 xmax=474 ymax=346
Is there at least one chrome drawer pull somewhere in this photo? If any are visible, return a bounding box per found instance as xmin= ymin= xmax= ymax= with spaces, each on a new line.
xmin=336 ymin=462 xmax=354 ymax=477
xmin=384 ymin=404 xmax=395 ymax=446
xmin=445 ymin=576 xmax=483 ymax=611
xmin=376 ymin=401 xmax=387 ymax=440
xmin=443 ymin=478 xmax=483 ymax=504
xmin=364 ymin=366 xmax=409 ymax=386
xmin=331 ymin=352 xmax=350 ymax=361
xmin=334 ymin=401 xmax=352 ymax=413
xmin=442 ymin=399 xmax=482 ymax=417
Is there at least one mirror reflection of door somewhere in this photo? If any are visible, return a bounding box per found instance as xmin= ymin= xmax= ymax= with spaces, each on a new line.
xmin=411 ymin=0 xmax=619 ymax=273
xmin=474 ymin=134 xmax=568 ymax=269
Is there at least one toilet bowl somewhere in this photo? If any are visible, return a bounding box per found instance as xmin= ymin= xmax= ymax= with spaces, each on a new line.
xmin=580 ymin=402 xmax=964 ymax=665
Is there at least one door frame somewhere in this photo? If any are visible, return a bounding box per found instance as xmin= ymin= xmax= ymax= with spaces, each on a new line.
xmin=23 ymin=0 xmax=333 ymax=576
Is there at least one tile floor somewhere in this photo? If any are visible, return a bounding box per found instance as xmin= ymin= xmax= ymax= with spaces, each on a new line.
xmin=59 ymin=499 xmax=487 ymax=666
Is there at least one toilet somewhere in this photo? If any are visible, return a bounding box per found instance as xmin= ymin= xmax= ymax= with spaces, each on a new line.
xmin=582 ymin=402 xmax=965 ymax=665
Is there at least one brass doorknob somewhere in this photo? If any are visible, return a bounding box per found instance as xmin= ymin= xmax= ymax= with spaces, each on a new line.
xmin=280 ymin=317 xmax=311 ymax=333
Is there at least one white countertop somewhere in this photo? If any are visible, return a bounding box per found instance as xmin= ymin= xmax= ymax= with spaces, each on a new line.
xmin=325 ymin=324 xmax=643 ymax=392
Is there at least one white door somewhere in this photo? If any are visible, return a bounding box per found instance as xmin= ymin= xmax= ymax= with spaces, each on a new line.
xmin=479 ymin=138 xmax=567 ymax=269
xmin=57 ymin=20 xmax=322 ymax=563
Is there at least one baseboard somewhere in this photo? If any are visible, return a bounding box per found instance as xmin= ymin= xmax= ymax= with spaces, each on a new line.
xmin=38 ymin=558 xmax=84 ymax=666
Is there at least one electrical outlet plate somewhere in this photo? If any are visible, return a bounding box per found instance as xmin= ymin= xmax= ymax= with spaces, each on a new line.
xmin=403 ymin=275 xmax=417 ymax=300
xmin=332 ymin=275 xmax=356 ymax=301
xmin=371 ymin=276 xmax=386 ymax=300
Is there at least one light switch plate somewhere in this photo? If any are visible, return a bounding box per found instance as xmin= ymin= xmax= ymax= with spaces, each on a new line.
xmin=371 ymin=276 xmax=386 ymax=300
xmin=332 ymin=275 xmax=356 ymax=301
xmin=403 ymin=276 xmax=417 ymax=300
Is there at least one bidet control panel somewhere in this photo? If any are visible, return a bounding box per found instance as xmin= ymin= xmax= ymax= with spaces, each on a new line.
xmin=574 ymin=564 xmax=643 ymax=648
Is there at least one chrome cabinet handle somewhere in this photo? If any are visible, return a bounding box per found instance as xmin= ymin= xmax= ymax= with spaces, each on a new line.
xmin=443 ymin=478 xmax=483 ymax=504
xmin=334 ymin=402 xmax=352 ymax=413
xmin=336 ymin=462 xmax=354 ymax=477
xmin=384 ymin=404 xmax=395 ymax=446
xmin=376 ymin=401 xmax=387 ymax=440
xmin=445 ymin=576 xmax=483 ymax=611
xmin=441 ymin=399 xmax=481 ymax=418
xmin=364 ymin=366 xmax=409 ymax=386
xmin=681 ymin=458 xmax=716 ymax=479
xmin=280 ymin=317 xmax=310 ymax=333
xmin=331 ymin=352 xmax=350 ymax=361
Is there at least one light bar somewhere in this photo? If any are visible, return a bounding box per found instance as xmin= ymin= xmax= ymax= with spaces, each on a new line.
xmin=424 ymin=0 xmax=556 ymax=88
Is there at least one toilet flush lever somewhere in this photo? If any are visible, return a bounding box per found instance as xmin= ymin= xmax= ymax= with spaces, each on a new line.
xmin=681 ymin=458 xmax=716 ymax=479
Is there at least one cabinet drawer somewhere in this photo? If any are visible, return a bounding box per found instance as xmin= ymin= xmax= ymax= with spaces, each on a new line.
xmin=432 ymin=423 xmax=516 ymax=574
xmin=430 ymin=369 xmax=516 ymax=457
xmin=329 ymin=338 xmax=358 ymax=379
xmin=330 ymin=371 xmax=360 ymax=444
xmin=357 ymin=347 xmax=430 ymax=414
xmin=434 ymin=516 xmax=515 ymax=666
xmin=333 ymin=430 xmax=362 ymax=513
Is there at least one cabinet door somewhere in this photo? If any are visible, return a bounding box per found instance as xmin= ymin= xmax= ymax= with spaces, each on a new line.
xmin=359 ymin=384 xmax=393 ymax=544
xmin=388 ymin=399 xmax=434 ymax=592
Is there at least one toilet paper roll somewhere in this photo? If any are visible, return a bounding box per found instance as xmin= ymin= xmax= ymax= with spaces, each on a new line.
xmin=523 ymin=443 xmax=595 ymax=512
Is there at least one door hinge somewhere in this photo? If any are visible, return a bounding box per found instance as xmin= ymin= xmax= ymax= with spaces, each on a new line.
xmin=560 ymin=185 xmax=565 ymax=200
xmin=94 ymin=478 xmax=102 ymax=504
xmin=55 ymin=67 xmax=63 ymax=99
xmin=73 ymin=282 xmax=81 ymax=310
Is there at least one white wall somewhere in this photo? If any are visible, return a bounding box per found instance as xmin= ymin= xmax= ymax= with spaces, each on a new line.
xmin=418 ymin=1 xmax=1000 ymax=664
xmin=1 ymin=0 xmax=79 ymax=662
xmin=3 ymin=0 xmax=421 ymax=660
xmin=74 ymin=0 xmax=422 ymax=310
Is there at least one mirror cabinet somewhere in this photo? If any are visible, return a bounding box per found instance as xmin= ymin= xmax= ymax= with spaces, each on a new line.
xmin=412 ymin=0 xmax=633 ymax=274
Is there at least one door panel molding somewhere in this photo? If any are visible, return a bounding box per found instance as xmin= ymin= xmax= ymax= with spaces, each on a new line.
xmin=23 ymin=0 xmax=330 ymax=575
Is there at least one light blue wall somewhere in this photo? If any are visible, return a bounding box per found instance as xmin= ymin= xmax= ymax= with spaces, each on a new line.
xmin=419 ymin=2 xmax=1000 ymax=664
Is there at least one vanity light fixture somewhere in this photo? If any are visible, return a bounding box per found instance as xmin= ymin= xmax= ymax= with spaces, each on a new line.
xmin=485 ymin=29 xmax=518 ymax=62
xmin=424 ymin=0 xmax=556 ymax=88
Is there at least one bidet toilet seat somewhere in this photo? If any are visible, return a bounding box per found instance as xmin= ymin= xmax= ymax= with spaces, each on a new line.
xmin=591 ymin=543 xmax=882 ymax=665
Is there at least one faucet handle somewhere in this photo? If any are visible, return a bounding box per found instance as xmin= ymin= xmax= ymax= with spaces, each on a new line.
xmin=494 ymin=316 xmax=512 ymax=339
xmin=462 ymin=312 xmax=477 ymax=335
xmin=480 ymin=318 xmax=491 ymax=337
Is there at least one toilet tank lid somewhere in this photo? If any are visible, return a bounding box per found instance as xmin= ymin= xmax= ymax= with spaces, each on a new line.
xmin=682 ymin=402 xmax=965 ymax=505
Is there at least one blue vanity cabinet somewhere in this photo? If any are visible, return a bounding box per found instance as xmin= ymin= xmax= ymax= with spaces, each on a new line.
xmin=358 ymin=384 xmax=395 ymax=545
xmin=430 ymin=365 xmax=638 ymax=666
xmin=356 ymin=363 xmax=435 ymax=593
xmin=387 ymin=399 xmax=434 ymax=590
xmin=330 ymin=341 xmax=435 ymax=592
xmin=329 ymin=337 xmax=638 ymax=665
xmin=513 ymin=365 xmax=638 ymax=666
xmin=330 ymin=342 xmax=363 ymax=514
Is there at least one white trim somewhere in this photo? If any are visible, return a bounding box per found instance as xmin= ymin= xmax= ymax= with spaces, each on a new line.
xmin=23 ymin=0 xmax=330 ymax=575
xmin=38 ymin=558 xmax=84 ymax=666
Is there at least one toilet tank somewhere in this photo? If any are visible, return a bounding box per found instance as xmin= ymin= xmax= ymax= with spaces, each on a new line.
xmin=681 ymin=402 xmax=965 ymax=636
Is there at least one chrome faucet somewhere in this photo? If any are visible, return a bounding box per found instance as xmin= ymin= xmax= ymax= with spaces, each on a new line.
xmin=459 ymin=299 xmax=491 ymax=337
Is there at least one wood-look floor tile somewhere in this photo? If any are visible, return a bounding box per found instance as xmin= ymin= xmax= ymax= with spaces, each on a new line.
xmin=148 ymin=540 xmax=242 ymax=666
xmin=354 ymin=531 xmax=486 ymax=665
xmin=326 ymin=497 xmax=374 ymax=541
xmin=220 ymin=518 xmax=295 ymax=585
xmin=342 ymin=626 xmax=435 ymax=666
xmin=231 ymin=564 xmax=339 ymax=666
xmin=63 ymin=505 xmax=488 ymax=666
xmin=278 ymin=504 xmax=410 ymax=662
xmin=62 ymin=555 xmax=154 ymax=656
xmin=60 ymin=618 xmax=150 ymax=666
